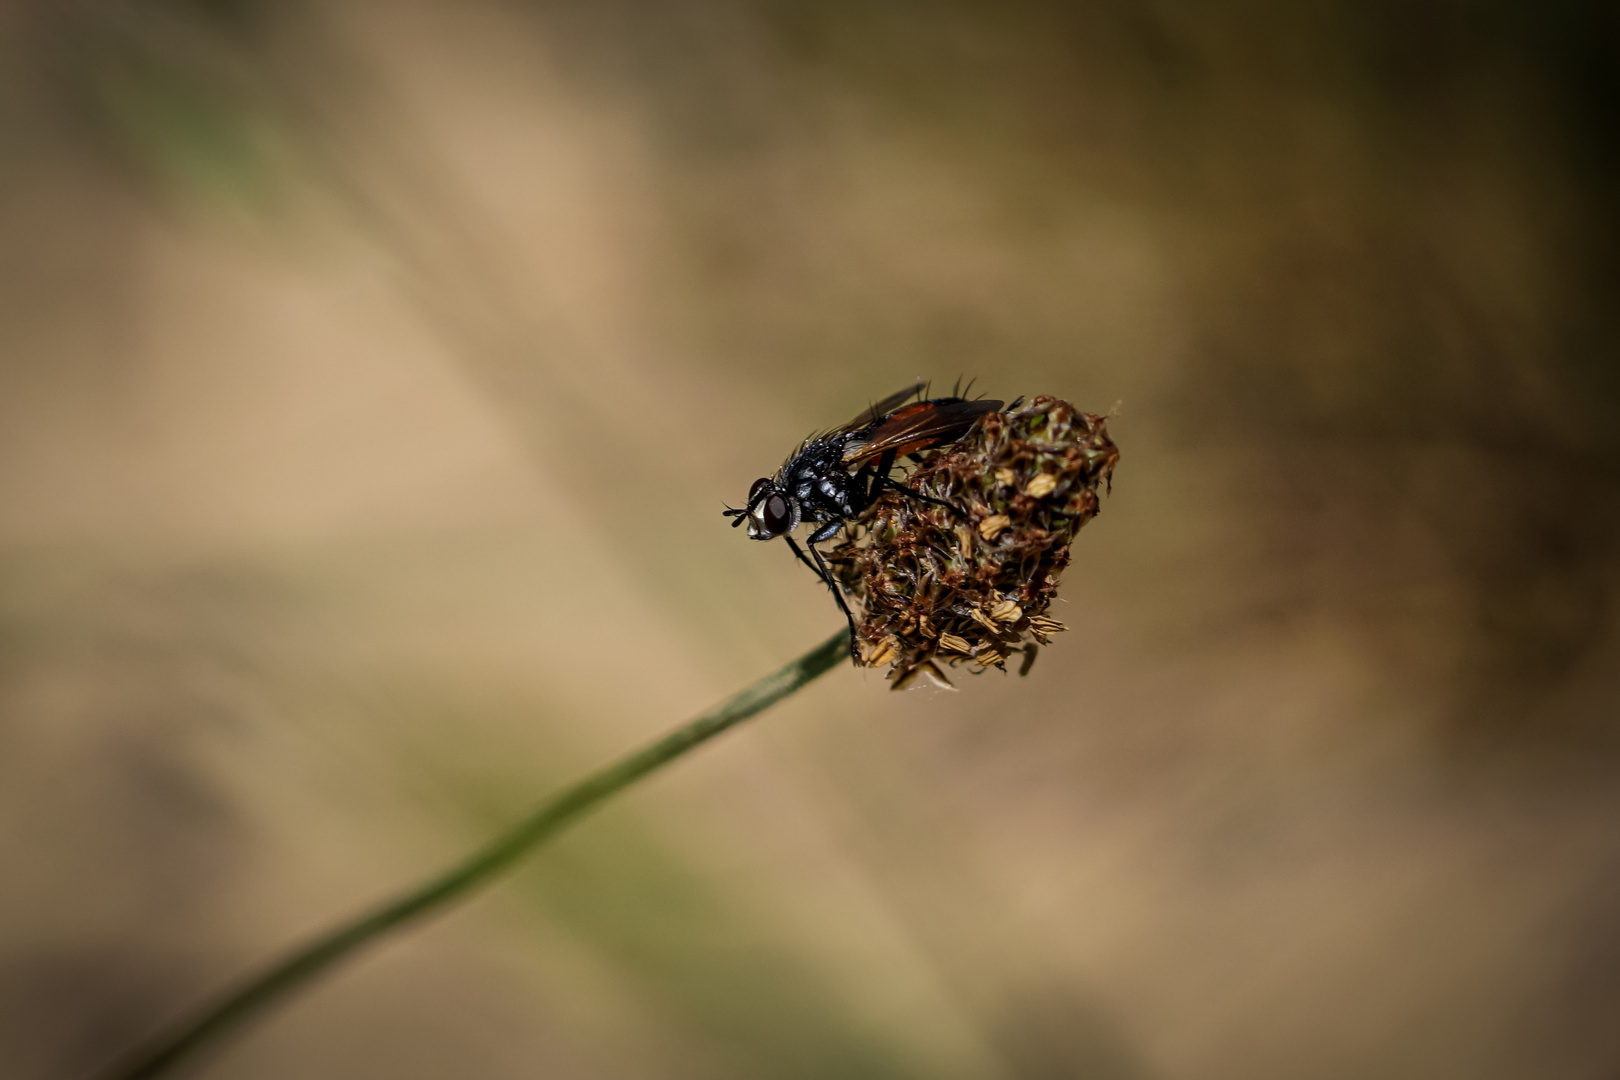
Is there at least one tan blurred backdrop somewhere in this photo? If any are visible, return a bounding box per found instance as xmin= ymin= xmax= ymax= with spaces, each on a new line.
xmin=2 ymin=1 xmax=1618 ymax=1078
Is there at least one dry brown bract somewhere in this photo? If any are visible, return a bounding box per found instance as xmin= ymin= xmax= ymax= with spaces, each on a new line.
xmin=827 ymin=396 xmax=1118 ymax=689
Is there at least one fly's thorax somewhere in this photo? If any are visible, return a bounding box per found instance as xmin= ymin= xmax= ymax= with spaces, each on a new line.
xmin=785 ymin=440 xmax=863 ymax=519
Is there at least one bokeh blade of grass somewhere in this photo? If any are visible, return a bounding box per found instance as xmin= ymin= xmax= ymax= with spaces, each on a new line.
xmin=102 ymin=631 xmax=846 ymax=1080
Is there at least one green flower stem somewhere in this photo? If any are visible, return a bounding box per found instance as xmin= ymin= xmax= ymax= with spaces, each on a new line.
xmin=106 ymin=631 xmax=849 ymax=1080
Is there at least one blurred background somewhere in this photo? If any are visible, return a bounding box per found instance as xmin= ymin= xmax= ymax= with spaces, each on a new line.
xmin=2 ymin=1 xmax=1618 ymax=1077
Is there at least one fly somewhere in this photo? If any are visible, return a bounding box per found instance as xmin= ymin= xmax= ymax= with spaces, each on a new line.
xmin=724 ymin=381 xmax=1003 ymax=659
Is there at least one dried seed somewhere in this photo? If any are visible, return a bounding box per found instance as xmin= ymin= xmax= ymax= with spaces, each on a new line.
xmin=980 ymin=514 xmax=1011 ymax=541
xmin=1028 ymin=615 xmax=1067 ymax=635
xmin=990 ymin=599 xmax=1023 ymax=622
xmin=994 ymin=467 xmax=1018 ymax=487
xmin=892 ymin=661 xmax=956 ymax=691
xmin=1024 ymin=473 xmax=1059 ymax=498
xmin=974 ymin=646 xmax=1007 ymax=667
xmin=968 ymin=608 xmax=1001 ymax=634
xmin=1062 ymin=492 xmax=1098 ymax=516
xmin=938 ymin=633 xmax=974 ymax=654
xmin=889 ymin=663 xmax=923 ymax=691
xmin=865 ymin=639 xmax=897 ymax=667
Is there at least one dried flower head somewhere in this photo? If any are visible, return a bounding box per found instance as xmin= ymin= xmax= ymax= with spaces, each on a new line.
xmin=827 ymin=396 xmax=1118 ymax=689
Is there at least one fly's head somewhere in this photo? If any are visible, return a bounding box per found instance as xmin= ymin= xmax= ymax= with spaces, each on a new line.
xmin=723 ymin=476 xmax=800 ymax=540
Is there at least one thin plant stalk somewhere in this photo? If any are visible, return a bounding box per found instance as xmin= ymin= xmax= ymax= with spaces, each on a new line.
xmin=105 ymin=631 xmax=849 ymax=1080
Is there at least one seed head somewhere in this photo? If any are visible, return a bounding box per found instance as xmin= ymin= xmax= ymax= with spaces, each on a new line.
xmin=828 ymin=396 xmax=1118 ymax=689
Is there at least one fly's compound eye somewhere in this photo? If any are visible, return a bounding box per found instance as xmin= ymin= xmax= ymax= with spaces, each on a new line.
xmin=762 ymin=494 xmax=792 ymax=536
xmin=748 ymin=477 xmax=773 ymax=505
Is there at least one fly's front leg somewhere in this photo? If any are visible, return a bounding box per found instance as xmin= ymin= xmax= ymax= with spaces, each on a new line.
xmin=807 ymin=520 xmax=844 ymax=545
xmin=807 ymin=538 xmax=864 ymax=663
xmin=783 ymin=533 xmax=831 ymax=587
xmin=784 ymin=532 xmax=860 ymax=661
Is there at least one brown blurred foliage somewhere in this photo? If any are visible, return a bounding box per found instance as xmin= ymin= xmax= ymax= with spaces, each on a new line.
xmin=2 ymin=1 xmax=1618 ymax=1078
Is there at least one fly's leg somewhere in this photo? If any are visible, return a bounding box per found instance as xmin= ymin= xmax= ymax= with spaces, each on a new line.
xmin=807 ymin=519 xmax=845 ymax=544
xmin=785 ymin=533 xmax=861 ymax=662
xmin=810 ymin=541 xmax=864 ymax=662
xmin=878 ymin=474 xmax=968 ymax=521
xmin=861 ymin=449 xmax=899 ymax=506
xmin=864 ymin=449 xmax=966 ymax=521
xmin=783 ymin=532 xmax=830 ymax=582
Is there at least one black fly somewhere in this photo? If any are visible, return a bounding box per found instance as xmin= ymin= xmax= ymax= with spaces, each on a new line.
xmin=724 ymin=382 xmax=1003 ymax=659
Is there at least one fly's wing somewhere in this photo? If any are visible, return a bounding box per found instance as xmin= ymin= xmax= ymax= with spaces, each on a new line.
xmin=841 ymin=382 xmax=926 ymax=431
xmin=843 ymin=398 xmax=1003 ymax=465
